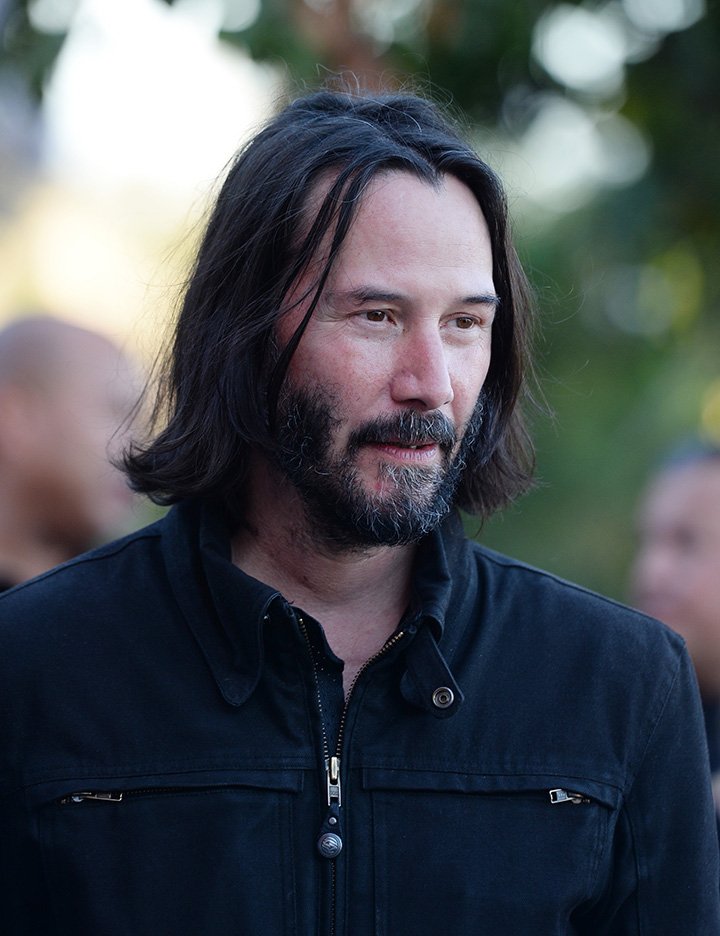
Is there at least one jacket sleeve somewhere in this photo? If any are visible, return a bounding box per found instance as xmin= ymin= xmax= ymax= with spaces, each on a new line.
xmin=595 ymin=644 xmax=720 ymax=934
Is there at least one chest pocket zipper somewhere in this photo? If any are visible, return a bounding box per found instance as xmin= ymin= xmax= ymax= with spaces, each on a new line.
xmin=58 ymin=785 xmax=247 ymax=805
xmin=549 ymin=788 xmax=592 ymax=805
xmin=60 ymin=791 xmax=125 ymax=804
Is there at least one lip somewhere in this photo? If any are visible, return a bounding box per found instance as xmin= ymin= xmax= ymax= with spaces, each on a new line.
xmin=365 ymin=441 xmax=440 ymax=462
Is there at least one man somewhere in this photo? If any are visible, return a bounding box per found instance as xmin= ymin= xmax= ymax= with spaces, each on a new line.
xmin=631 ymin=443 xmax=720 ymax=814
xmin=1 ymin=89 xmax=717 ymax=934
xmin=0 ymin=315 xmax=140 ymax=587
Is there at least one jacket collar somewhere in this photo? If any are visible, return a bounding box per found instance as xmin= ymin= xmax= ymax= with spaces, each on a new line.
xmin=399 ymin=510 xmax=473 ymax=719
xmin=162 ymin=499 xmax=281 ymax=707
xmin=162 ymin=499 xmax=474 ymax=717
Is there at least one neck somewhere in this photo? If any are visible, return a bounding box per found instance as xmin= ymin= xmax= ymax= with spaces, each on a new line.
xmin=233 ymin=520 xmax=415 ymax=618
xmin=231 ymin=458 xmax=417 ymax=688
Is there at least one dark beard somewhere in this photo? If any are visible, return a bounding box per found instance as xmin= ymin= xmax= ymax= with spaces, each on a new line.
xmin=273 ymin=384 xmax=483 ymax=550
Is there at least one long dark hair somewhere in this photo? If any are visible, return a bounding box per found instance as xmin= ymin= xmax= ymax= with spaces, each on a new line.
xmin=123 ymin=85 xmax=537 ymax=519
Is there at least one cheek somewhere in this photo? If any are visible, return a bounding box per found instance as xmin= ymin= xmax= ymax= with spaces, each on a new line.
xmin=452 ymin=359 xmax=491 ymax=422
xmin=288 ymin=335 xmax=391 ymax=403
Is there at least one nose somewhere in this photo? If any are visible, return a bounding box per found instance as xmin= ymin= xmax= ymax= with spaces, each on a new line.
xmin=389 ymin=327 xmax=454 ymax=411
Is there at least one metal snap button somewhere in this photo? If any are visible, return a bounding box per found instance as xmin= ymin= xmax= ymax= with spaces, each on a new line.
xmin=432 ymin=686 xmax=454 ymax=709
xmin=317 ymin=832 xmax=343 ymax=859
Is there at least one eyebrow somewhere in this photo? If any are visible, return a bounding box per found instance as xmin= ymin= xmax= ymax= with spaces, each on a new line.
xmin=327 ymin=287 xmax=501 ymax=308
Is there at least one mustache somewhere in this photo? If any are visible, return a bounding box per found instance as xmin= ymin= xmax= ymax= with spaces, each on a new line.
xmin=347 ymin=410 xmax=457 ymax=456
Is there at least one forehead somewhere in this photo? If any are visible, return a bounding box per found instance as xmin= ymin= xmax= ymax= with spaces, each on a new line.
xmin=642 ymin=461 xmax=720 ymax=531
xmin=305 ymin=168 xmax=488 ymax=244
xmin=310 ymin=170 xmax=493 ymax=279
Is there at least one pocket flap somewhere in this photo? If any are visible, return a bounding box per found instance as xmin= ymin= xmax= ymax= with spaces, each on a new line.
xmin=362 ymin=766 xmax=619 ymax=809
xmin=31 ymin=767 xmax=306 ymax=807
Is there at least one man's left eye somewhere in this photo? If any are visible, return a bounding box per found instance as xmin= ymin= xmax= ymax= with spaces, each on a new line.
xmin=454 ymin=316 xmax=477 ymax=330
xmin=364 ymin=310 xmax=388 ymax=322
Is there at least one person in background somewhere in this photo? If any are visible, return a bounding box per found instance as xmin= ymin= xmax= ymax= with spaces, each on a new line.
xmin=631 ymin=442 xmax=720 ymax=811
xmin=0 ymin=314 xmax=141 ymax=588
xmin=0 ymin=88 xmax=718 ymax=934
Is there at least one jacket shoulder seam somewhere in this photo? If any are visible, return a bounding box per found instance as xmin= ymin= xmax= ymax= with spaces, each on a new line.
xmin=0 ymin=526 xmax=163 ymax=598
xmin=472 ymin=543 xmax=676 ymax=625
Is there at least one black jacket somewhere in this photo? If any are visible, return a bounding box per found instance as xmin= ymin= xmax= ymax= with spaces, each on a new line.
xmin=1 ymin=499 xmax=718 ymax=934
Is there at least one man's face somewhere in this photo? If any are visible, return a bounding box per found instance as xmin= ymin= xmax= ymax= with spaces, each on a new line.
xmin=631 ymin=460 xmax=720 ymax=697
xmin=22 ymin=341 xmax=141 ymax=550
xmin=273 ymin=171 xmax=497 ymax=549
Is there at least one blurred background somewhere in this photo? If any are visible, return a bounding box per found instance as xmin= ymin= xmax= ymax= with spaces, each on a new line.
xmin=1 ymin=0 xmax=718 ymax=599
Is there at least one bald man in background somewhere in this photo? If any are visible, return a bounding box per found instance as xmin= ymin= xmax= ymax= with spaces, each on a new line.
xmin=0 ymin=315 xmax=142 ymax=588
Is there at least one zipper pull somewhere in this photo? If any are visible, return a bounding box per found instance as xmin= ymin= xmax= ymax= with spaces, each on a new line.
xmin=317 ymin=803 xmax=343 ymax=859
xmin=61 ymin=791 xmax=124 ymax=804
xmin=326 ymin=756 xmax=341 ymax=806
xmin=317 ymin=758 xmax=344 ymax=858
xmin=549 ymin=788 xmax=590 ymax=805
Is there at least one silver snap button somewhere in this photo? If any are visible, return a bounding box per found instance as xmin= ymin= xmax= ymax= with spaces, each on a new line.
xmin=317 ymin=832 xmax=343 ymax=858
xmin=432 ymin=686 xmax=454 ymax=709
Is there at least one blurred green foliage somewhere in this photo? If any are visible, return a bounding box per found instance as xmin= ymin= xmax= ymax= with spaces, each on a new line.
xmin=2 ymin=0 xmax=718 ymax=599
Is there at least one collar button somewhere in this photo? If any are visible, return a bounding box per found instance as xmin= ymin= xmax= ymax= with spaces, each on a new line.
xmin=432 ymin=686 xmax=454 ymax=709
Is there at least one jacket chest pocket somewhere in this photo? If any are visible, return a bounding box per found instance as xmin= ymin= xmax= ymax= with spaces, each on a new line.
xmin=36 ymin=769 xmax=305 ymax=936
xmin=362 ymin=767 xmax=617 ymax=936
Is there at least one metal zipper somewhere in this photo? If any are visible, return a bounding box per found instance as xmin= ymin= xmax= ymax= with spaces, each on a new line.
xmin=298 ymin=613 xmax=406 ymax=936
xmin=59 ymin=785 xmax=224 ymax=806
xmin=549 ymin=788 xmax=592 ymax=805
xmin=60 ymin=791 xmax=125 ymax=804
xmin=299 ymin=614 xmax=406 ymax=809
